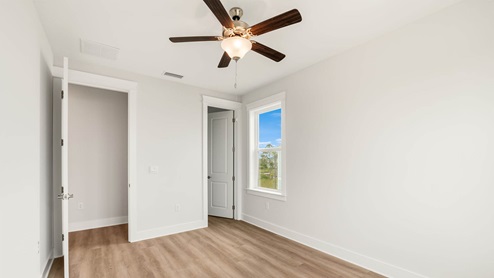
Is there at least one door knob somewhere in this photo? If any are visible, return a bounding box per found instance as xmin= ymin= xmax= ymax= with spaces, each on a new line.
xmin=207 ymin=176 xmax=211 ymax=179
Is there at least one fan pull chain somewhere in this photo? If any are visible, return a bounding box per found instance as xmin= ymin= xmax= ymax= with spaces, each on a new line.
xmin=234 ymin=59 xmax=238 ymax=89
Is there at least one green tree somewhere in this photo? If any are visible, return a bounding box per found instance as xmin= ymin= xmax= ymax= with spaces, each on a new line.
xmin=259 ymin=143 xmax=278 ymax=183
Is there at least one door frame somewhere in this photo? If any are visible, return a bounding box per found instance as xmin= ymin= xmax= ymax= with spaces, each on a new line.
xmin=203 ymin=96 xmax=243 ymax=221
xmin=53 ymin=67 xmax=138 ymax=242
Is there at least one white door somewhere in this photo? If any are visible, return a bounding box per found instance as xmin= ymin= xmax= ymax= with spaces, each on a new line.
xmin=60 ymin=57 xmax=72 ymax=278
xmin=208 ymin=111 xmax=234 ymax=218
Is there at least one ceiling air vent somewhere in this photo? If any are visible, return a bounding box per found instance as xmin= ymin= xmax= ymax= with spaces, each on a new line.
xmin=163 ymin=72 xmax=184 ymax=79
xmin=80 ymin=39 xmax=119 ymax=60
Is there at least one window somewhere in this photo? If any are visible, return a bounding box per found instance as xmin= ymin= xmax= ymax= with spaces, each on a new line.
xmin=247 ymin=92 xmax=286 ymax=201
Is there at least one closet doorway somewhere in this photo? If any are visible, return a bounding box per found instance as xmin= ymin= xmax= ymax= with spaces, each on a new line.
xmin=202 ymin=96 xmax=243 ymax=221
xmin=52 ymin=61 xmax=137 ymax=277
xmin=67 ymin=84 xmax=129 ymax=232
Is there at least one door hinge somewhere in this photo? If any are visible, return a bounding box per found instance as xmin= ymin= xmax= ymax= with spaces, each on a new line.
xmin=61 ymin=186 xmax=64 ymax=193
xmin=232 ymin=146 xmax=235 ymax=152
xmin=232 ymin=118 xmax=236 ymax=123
xmin=62 ymin=234 xmax=64 ymax=241
xmin=232 ymin=176 xmax=235 ymax=182
xmin=61 ymin=90 xmax=64 ymax=99
xmin=232 ymin=205 xmax=235 ymax=210
xmin=61 ymin=139 xmax=64 ymax=146
xmin=128 ymin=184 xmax=130 ymax=188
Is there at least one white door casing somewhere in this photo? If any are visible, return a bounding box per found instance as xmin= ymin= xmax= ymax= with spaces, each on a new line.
xmin=208 ymin=111 xmax=234 ymax=218
xmin=52 ymin=65 xmax=137 ymax=243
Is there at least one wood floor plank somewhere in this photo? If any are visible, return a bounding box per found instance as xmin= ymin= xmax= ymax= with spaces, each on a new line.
xmin=48 ymin=217 xmax=386 ymax=278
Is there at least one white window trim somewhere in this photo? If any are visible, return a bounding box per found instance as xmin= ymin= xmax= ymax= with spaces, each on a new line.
xmin=246 ymin=92 xmax=286 ymax=201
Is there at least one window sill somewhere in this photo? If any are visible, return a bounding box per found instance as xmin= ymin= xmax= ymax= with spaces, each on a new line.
xmin=246 ymin=188 xmax=287 ymax=201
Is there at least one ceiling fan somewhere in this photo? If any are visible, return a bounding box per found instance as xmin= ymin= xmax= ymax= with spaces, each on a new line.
xmin=169 ymin=0 xmax=302 ymax=68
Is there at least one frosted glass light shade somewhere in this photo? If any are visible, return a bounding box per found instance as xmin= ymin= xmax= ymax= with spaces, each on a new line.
xmin=221 ymin=37 xmax=252 ymax=59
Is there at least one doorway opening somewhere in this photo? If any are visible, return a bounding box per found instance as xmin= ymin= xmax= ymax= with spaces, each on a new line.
xmin=53 ymin=60 xmax=138 ymax=277
xmin=66 ymin=84 xmax=129 ymax=275
xmin=202 ymin=96 xmax=243 ymax=222
xmin=67 ymin=84 xmax=129 ymax=234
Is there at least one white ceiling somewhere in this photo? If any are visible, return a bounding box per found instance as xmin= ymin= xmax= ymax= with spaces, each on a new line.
xmin=34 ymin=0 xmax=462 ymax=95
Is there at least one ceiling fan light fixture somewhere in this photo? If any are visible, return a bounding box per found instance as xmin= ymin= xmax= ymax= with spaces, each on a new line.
xmin=221 ymin=37 xmax=252 ymax=60
xmin=169 ymin=1 xmax=302 ymax=68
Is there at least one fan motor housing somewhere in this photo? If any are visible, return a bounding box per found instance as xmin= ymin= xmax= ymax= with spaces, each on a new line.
xmin=223 ymin=7 xmax=250 ymax=38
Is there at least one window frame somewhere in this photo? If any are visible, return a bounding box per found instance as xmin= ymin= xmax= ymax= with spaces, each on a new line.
xmin=246 ymin=92 xmax=286 ymax=201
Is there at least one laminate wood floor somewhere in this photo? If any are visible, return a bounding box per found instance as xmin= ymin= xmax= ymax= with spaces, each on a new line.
xmin=48 ymin=217 xmax=385 ymax=278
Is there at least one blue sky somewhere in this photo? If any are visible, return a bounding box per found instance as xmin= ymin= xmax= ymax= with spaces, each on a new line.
xmin=259 ymin=109 xmax=281 ymax=148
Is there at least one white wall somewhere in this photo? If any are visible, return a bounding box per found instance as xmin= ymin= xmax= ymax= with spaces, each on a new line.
xmin=40 ymin=48 xmax=54 ymax=274
xmin=241 ymin=1 xmax=494 ymax=277
xmin=68 ymin=84 xmax=128 ymax=230
xmin=0 ymin=0 xmax=53 ymax=277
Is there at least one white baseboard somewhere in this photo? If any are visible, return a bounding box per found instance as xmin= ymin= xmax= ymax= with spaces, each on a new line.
xmin=41 ymin=249 xmax=54 ymax=278
xmin=69 ymin=216 xmax=128 ymax=232
xmin=133 ymin=220 xmax=207 ymax=242
xmin=242 ymin=213 xmax=426 ymax=278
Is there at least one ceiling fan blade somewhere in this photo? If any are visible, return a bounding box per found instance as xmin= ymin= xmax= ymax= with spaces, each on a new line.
xmin=218 ymin=52 xmax=231 ymax=68
xmin=251 ymin=41 xmax=286 ymax=62
xmin=169 ymin=36 xmax=221 ymax=43
xmin=249 ymin=9 xmax=302 ymax=36
xmin=203 ymin=0 xmax=234 ymax=28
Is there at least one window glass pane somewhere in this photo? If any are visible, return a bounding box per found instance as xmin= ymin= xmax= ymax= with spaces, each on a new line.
xmin=258 ymin=108 xmax=282 ymax=149
xmin=258 ymin=150 xmax=280 ymax=190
